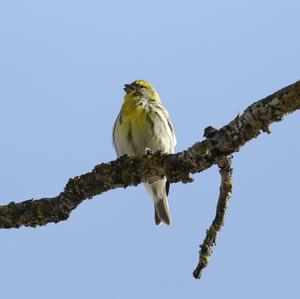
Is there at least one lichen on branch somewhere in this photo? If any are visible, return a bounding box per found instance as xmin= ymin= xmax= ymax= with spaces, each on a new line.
xmin=193 ymin=156 xmax=233 ymax=279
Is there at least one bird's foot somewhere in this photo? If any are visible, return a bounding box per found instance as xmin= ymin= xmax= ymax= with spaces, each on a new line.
xmin=144 ymin=147 xmax=153 ymax=155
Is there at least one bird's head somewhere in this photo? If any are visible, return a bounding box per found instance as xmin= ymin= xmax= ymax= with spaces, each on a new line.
xmin=123 ymin=80 xmax=160 ymax=101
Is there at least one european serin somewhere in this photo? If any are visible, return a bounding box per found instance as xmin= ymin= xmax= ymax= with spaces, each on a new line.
xmin=113 ymin=80 xmax=177 ymax=225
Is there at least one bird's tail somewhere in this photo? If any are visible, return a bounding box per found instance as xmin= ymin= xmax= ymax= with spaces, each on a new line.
xmin=154 ymin=196 xmax=171 ymax=225
xmin=145 ymin=179 xmax=171 ymax=225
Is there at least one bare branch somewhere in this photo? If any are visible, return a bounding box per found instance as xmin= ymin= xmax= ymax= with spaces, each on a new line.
xmin=0 ymin=80 xmax=299 ymax=229
xmin=193 ymin=156 xmax=233 ymax=279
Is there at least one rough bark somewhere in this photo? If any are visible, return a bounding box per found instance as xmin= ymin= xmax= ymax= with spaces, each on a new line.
xmin=193 ymin=156 xmax=233 ymax=279
xmin=0 ymin=81 xmax=299 ymax=230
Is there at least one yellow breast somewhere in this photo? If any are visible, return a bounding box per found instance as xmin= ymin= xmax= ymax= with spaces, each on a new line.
xmin=121 ymin=101 xmax=149 ymax=131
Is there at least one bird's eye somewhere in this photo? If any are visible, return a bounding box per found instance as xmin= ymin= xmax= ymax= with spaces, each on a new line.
xmin=131 ymin=81 xmax=148 ymax=90
xmin=138 ymin=83 xmax=148 ymax=89
xmin=134 ymin=84 xmax=144 ymax=90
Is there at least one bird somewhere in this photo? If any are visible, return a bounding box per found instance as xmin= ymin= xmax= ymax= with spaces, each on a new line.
xmin=113 ymin=80 xmax=177 ymax=225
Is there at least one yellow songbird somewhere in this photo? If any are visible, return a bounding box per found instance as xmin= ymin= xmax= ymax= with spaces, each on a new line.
xmin=113 ymin=80 xmax=177 ymax=225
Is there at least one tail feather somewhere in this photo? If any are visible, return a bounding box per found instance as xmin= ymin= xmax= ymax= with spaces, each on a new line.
xmin=155 ymin=197 xmax=171 ymax=225
xmin=154 ymin=206 xmax=162 ymax=225
xmin=145 ymin=179 xmax=172 ymax=225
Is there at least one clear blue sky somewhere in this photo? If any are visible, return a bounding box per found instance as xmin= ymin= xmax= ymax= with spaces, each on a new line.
xmin=0 ymin=1 xmax=299 ymax=298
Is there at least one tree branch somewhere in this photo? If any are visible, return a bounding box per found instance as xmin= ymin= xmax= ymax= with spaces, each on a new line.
xmin=0 ymin=80 xmax=299 ymax=229
xmin=193 ymin=155 xmax=233 ymax=279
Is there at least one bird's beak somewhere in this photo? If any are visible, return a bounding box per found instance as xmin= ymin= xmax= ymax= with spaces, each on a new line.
xmin=123 ymin=83 xmax=136 ymax=94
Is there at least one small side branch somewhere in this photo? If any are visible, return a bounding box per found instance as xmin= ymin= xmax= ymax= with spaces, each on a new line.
xmin=193 ymin=156 xmax=233 ymax=279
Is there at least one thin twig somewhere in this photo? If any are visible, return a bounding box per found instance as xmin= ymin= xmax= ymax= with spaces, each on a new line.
xmin=193 ymin=155 xmax=233 ymax=279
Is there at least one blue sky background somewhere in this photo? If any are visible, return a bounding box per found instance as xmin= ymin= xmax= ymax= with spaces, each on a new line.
xmin=0 ymin=0 xmax=299 ymax=298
